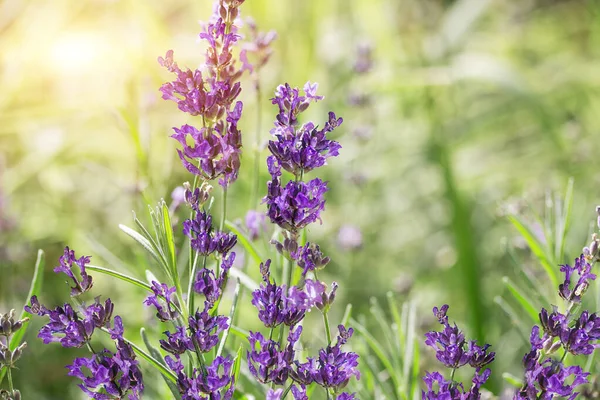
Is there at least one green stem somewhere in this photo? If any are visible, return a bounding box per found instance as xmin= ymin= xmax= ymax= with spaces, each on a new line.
xmin=7 ymin=367 xmax=13 ymax=392
xmin=450 ymin=368 xmax=457 ymax=382
xmin=251 ymin=80 xmax=262 ymax=210
xmin=217 ymin=187 xmax=228 ymax=278
xmin=281 ymin=382 xmax=294 ymax=399
xmin=314 ymin=271 xmax=332 ymax=346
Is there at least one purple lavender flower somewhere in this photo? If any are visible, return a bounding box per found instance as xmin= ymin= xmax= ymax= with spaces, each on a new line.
xmin=422 ymin=369 xmax=491 ymax=400
xmin=188 ymin=302 xmax=229 ymax=353
xmin=67 ymin=339 xmax=143 ymax=399
xmin=296 ymin=325 xmax=360 ymax=391
xmin=251 ymin=260 xmax=310 ymax=327
xmin=266 ymin=388 xmax=283 ymax=400
xmin=265 ymin=174 xmax=328 ymax=233
xmin=337 ymin=225 xmax=363 ymax=251
xmin=291 ymin=384 xmax=308 ymax=400
xmin=559 ymin=254 xmax=596 ymax=303
xmin=267 ymin=83 xmax=341 ymax=177
xmin=245 ymin=210 xmax=267 ymax=241
xmin=292 ymin=242 xmax=330 ymax=276
xmin=26 ymin=296 xmax=94 ymax=348
xmin=53 ymin=247 xmax=93 ymax=297
xmin=247 ymin=326 xmax=302 ymax=385
xmin=159 ymin=0 xmax=248 ymax=188
xmin=160 ymin=325 xmax=193 ymax=355
xmin=424 ymin=305 xmax=495 ymax=370
xmin=422 ymin=305 xmax=494 ymax=400
xmin=143 ymin=281 xmax=179 ymax=322
xmin=166 ymin=354 xmax=235 ymax=399
xmin=183 ymin=210 xmax=237 ymax=256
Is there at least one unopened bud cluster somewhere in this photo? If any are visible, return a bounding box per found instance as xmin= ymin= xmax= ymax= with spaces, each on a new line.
xmin=0 ymin=310 xmax=27 ymax=339
xmin=0 ymin=389 xmax=21 ymax=400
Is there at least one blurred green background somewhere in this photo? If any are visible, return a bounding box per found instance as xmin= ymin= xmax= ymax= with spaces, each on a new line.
xmin=2 ymin=0 xmax=600 ymax=398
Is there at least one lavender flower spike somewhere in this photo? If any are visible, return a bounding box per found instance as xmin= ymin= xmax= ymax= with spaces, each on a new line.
xmin=53 ymin=246 xmax=93 ymax=297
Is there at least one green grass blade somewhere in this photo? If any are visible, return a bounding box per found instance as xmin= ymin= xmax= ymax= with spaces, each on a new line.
xmin=228 ymin=267 xmax=259 ymax=292
xmin=230 ymin=325 xmax=250 ymax=341
xmin=232 ymin=345 xmax=244 ymax=385
xmin=225 ymin=220 xmax=263 ymax=266
xmin=341 ymin=303 xmax=352 ymax=327
xmin=10 ymin=249 xmax=45 ymax=350
xmin=141 ymin=328 xmax=181 ymax=399
xmin=494 ymin=296 xmax=529 ymax=344
xmin=217 ymin=279 xmax=241 ymax=357
xmin=0 ymin=250 xmax=45 ymax=385
xmin=162 ymin=201 xmax=177 ymax=275
xmin=350 ymin=317 xmax=400 ymax=391
xmin=502 ymin=276 xmax=539 ymax=323
xmin=507 ymin=215 xmax=558 ymax=288
xmin=558 ymin=177 xmax=574 ymax=262
xmin=87 ymin=264 xmax=153 ymax=292
xmin=502 ymin=373 xmax=523 ymax=388
xmin=119 ymin=223 xmax=166 ymax=269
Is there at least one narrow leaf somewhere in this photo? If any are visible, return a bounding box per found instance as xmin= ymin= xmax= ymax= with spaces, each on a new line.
xmin=87 ymin=265 xmax=154 ymax=293
xmin=10 ymin=249 xmax=45 ymax=350
xmin=162 ymin=201 xmax=177 ymax=275
xmin=507 ymin=215 xmax=558 ymax=288
xmin=228 ymin=267 xmax=259 ymax=292
xmin=350 ymin=317 xmax=400 ymax=391
xmin=120 ymin=223 xmax=165 ymax=267
xmin=225 ymin=220 xmax=263 ymax=266
xmin=502 ymin=276 xmax=539 ymax=323
xmin=502 ymin=372 xmax=523 ymax=388
xmin=141 ymin=328 xmax=181 ymax=399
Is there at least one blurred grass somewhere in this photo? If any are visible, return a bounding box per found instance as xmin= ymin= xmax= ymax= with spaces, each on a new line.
xmin=2 ymin=0 xmax=600 ymax=397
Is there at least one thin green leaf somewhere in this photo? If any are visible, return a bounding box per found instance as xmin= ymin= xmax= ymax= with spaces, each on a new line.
xmin=141 ymin=328 xmax=181 ymax=400
xmin=402 ymin=302 xmax=417 ymax=397
xmin=87 ymin=265 xmax=153 ymax=292
xmin=230 ymin=325 xmax=250 ymax=342
xmin=502 ymin=373 xmax=523 ymax=388
xmin=508 ymin=215 xmax=558 ymax=288
xmin=10 ymin=249 xmax=45 ymax=350
xmin=350 ymin=317 xmax=400 ymax=392
xmin=228 ymin=267 xmax=259 ymax=292
xmin=232 ymin=345 xmax=244 ymax=386
xmin=162 ymin=201 xmax=177 ymax=275
xmin=341 ymin=304 xmax=352 ymax=328
xmin=558 ymin=177 xmax=574 ymax=262
xmin=225 ymin=220 xmax=262 ymax=266
xmin=502 ymin=276 xmax=539 ymax=323
xmin=494 ymin=296 xmax=530 ymax=344
xmin=0 ymin=250 xmax=45 ymax=385
xmin=120 ymin=223 xmax=165 ymax=268
xmin=217 ymin=279 xmax=241 ymax=357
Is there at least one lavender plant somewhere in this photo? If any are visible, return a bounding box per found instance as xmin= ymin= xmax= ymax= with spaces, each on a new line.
xmin=246 ymin=82 xmax=358 ymax=399
xmin=18 ymin=0 xmax=359 ymax=399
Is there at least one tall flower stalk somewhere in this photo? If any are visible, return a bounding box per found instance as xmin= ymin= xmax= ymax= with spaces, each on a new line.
xmin=247 ymin=83 xmax=358 ymax=400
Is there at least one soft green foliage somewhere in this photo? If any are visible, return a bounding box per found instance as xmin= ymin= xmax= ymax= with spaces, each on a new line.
xmin=3 ymin=0 xmax=600 ymax=398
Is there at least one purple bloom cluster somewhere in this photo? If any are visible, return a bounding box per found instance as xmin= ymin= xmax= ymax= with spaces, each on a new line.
xmin=26 ymin=296 xmax=114 ymax=348
xmin=159 ymin=0 xmax=250 ymax=187
xmin=143 ymin=281 xmax=179 ymax=323
xmin=422 ymin=305 xmax=495 ymax=400
xmin=53 ymin=246 xmax=93 ymax=297
xmin=558 ymin=254 xmax=596 ymax=303
xmin=246 ymin=80 xmax=357 ymax=398
xmin=422 ymin=370 xmax=491 ymax=400
xmin=183 ymin=210 xmax=237 ymax=256
xmin=251 ymin=260 xmax=324 ymax=328
xmin=264 ymin=82 xmax=341 ymax=233
xmin=515 ymin=253 xmax=600 ymax=399
xmin=27 ymin=247 xmax=144 ymax=399
xmin=165 ymin=354 xmax=234 ymax=400
xmin=67 ymin=336 xmax=144 ymax=400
